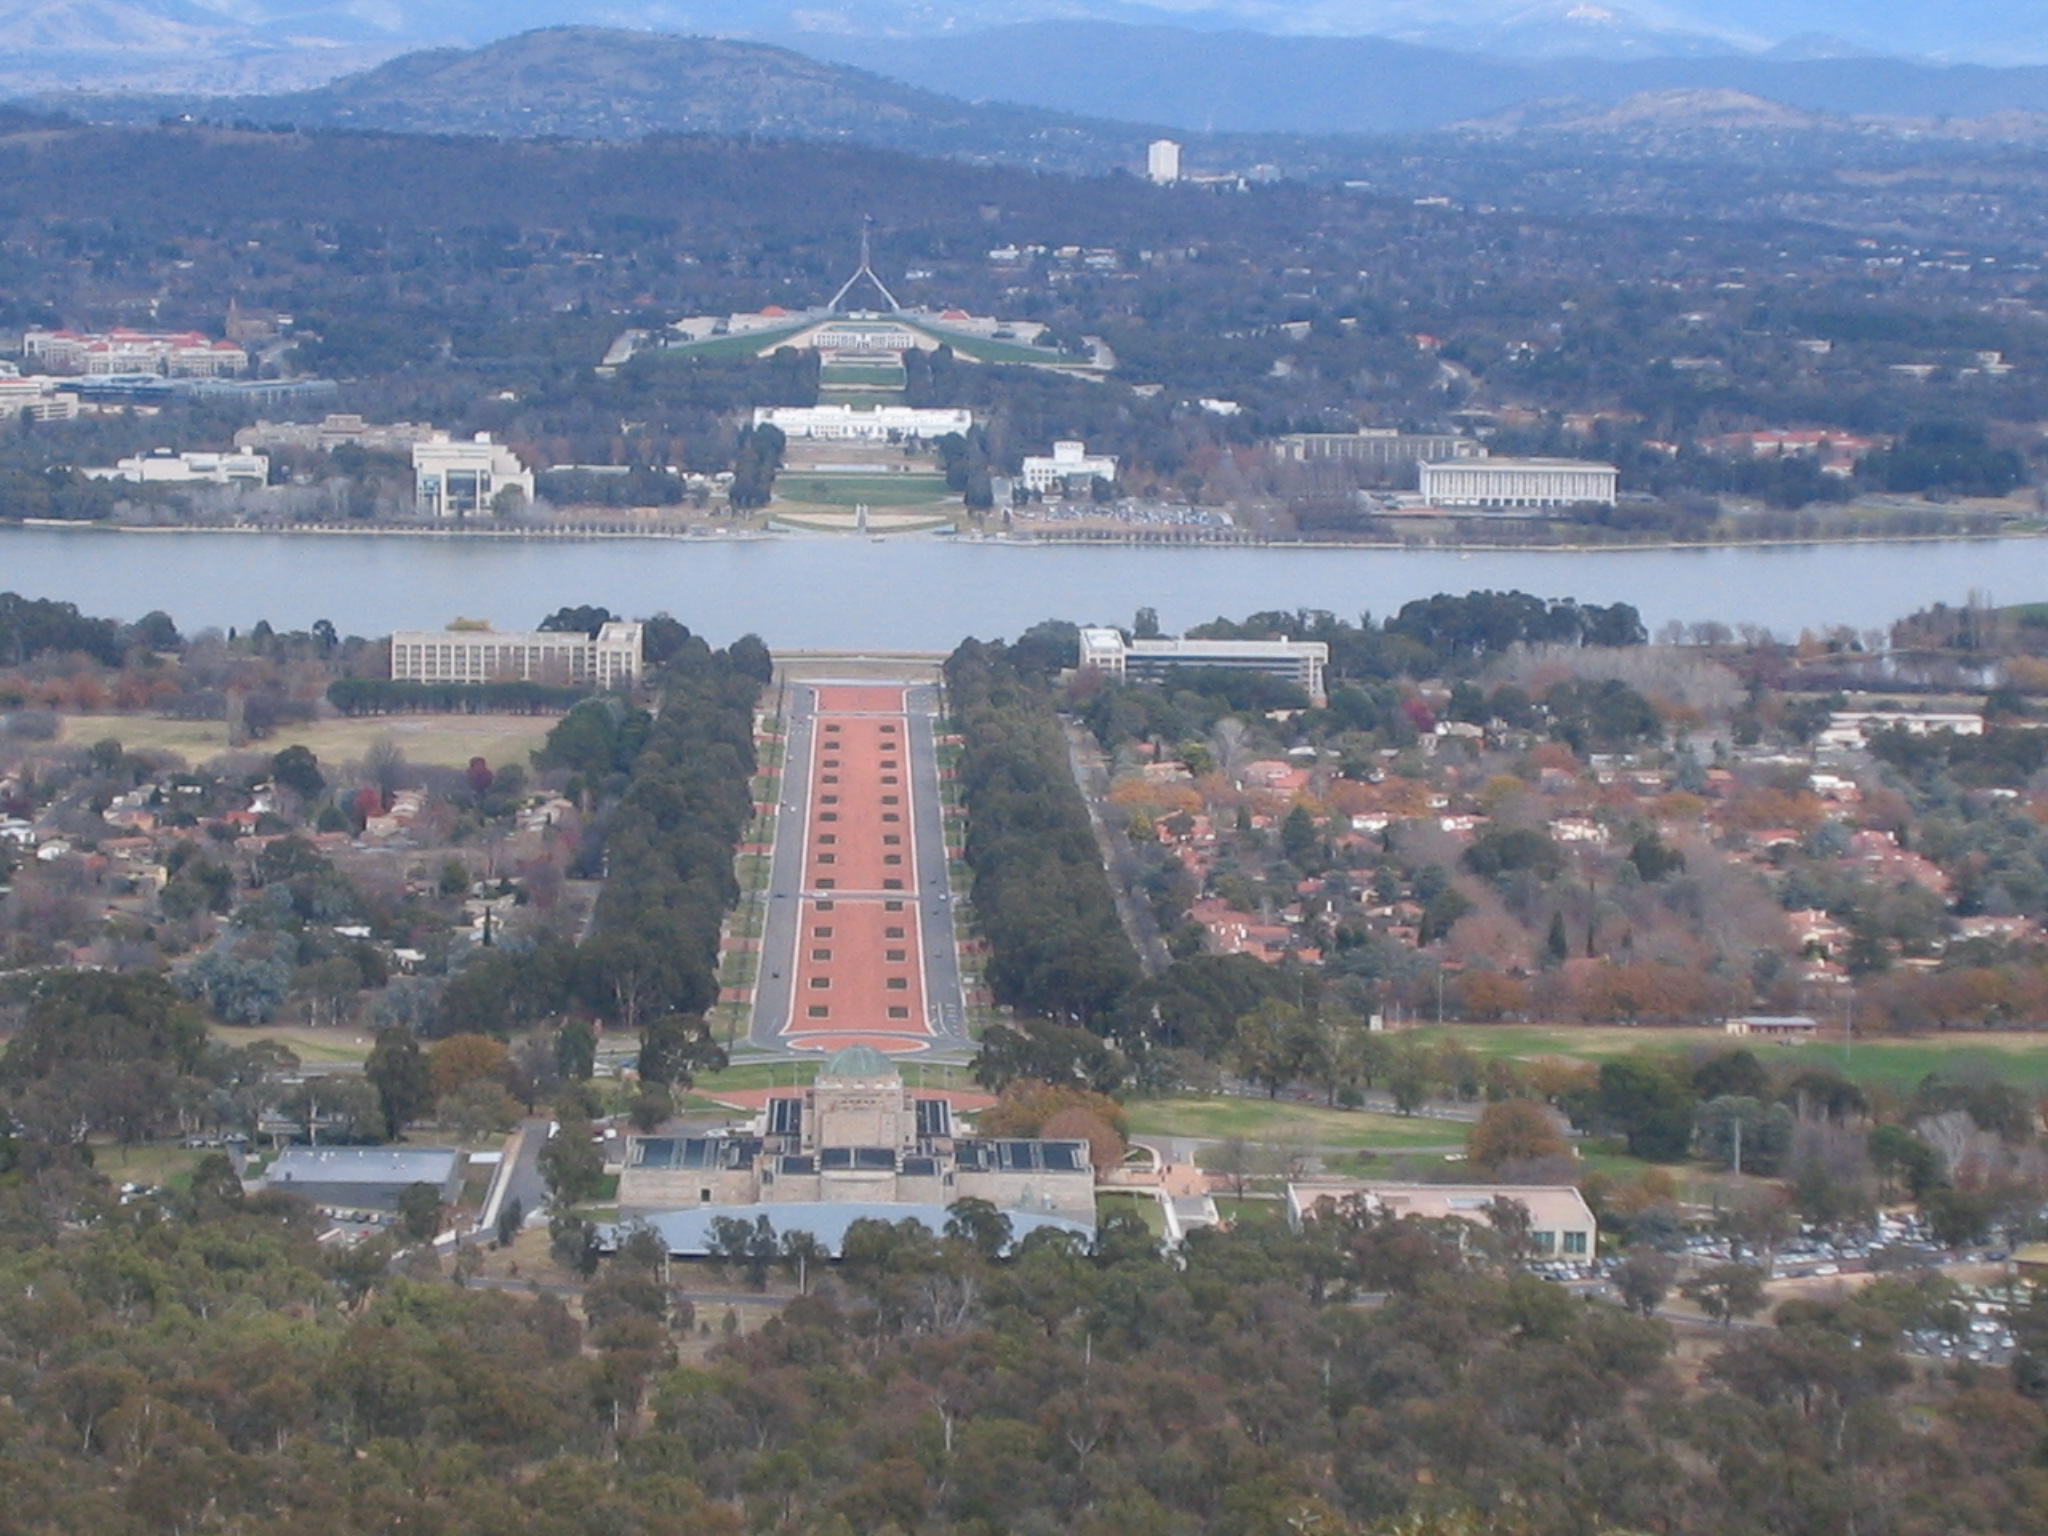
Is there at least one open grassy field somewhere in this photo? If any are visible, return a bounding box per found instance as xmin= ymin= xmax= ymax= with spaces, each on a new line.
xmin=779 ymin=473 xmax=952 ymax=509
xmin=61 ymin=712 xmax=555 ymax=770
xmin=818 ymin=363 xmax=905 ymax=387
xmin=211 ymin=1023 xmax=376 ymax=1065
xmin=95 ymin=1140 xmax=208 ymax=1189
xmin=1413 ymin=1023 xmax=2048 ymax=1096
xmin=1126 ymin=1095 xmax=1471 ymax=1150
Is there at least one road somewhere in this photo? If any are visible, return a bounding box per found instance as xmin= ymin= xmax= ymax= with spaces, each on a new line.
xmin=498 ymin=1117 xmax=551 ymax=1228
xmin=1064 ymin=719 xmax=1170 ymax=976
xmin=905 ymin=683 xmax=969 ymax=1051
xmin=747 ymin=680 xmax=966 ymax=1057
xmin=746 ymin=681 xmax=815 ymax=1050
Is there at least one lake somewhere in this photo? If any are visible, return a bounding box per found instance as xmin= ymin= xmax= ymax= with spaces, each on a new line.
xmin=3 ymin=527 xmax=2042 ymax=648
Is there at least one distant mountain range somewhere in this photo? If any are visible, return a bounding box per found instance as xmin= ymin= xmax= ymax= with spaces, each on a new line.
xmin=22 ymin=19 xmax=2048 ymax=152
xmin=0 ymin=0 xmax=404 ymax=94
xmin=6 ymin=0 xmax=2048 ymax=74
xmin=799 ymin=21 xmax=2048 ymax=134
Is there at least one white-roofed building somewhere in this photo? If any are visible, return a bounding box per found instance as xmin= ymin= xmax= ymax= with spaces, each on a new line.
xmin=88 ymin=448 xmax=269 ymax=486
xmin=1079 ymin=627 xmax=1327 ymax=703
xmin=751 ymin=404 xmax=972 ymax=441
xmin=1021 ymin=440 xmax=1118 ymax=493
xmin=1286 ymin=1182 xmax=1597 ymax=1261
xmin=256 ymin=1146 xmax=463 ymax=1210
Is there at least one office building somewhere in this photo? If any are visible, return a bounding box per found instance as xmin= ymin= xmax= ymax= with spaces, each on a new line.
xmin=1286 ymin=1182 xmax=1598 ymax=1260
xmin=1274 ymin=430 xmax=1486 ymax=466
xmin=1079 ymin=627 xmax=1327 ymax=702
xmin=1020 ymin=440 xmax=1118 ymax=493
xmin=389 ymin=620 xmax=644 ymax=688
xmin=237 ymin=414 xmax=439 ymax=454
xmin=23 ymin=327 xmax=248 ymax=377
xmin=256 ymin=1146 xmax=463 ymax=1211
xmin=0 ymin=375 xmax=74 ymax=420
xmin=1147 ymin=139 xmax=1182 ymax=184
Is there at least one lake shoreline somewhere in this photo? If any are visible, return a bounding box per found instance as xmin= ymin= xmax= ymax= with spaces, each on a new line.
xmin=6 ymin=519 xmax=2038 ymax=557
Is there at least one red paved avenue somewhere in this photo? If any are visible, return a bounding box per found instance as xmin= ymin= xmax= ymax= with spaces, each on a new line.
xmin=780 ymin=684 xmax=935 ymax=1054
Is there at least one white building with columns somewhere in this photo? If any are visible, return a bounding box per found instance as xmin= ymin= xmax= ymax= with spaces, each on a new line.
xmin=751 ymin=404 xmax=972 ymax=441
xmin=1419 ymin=457 xmax=1618 ymax=509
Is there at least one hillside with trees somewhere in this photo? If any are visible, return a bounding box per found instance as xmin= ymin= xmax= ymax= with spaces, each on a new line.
xmin=0 ymin=1133 xmax=2039 ymax=1536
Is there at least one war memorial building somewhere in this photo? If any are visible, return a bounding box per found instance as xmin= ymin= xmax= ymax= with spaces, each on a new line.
xmin=617 ymin=1047 xmax=1098 ymax=1252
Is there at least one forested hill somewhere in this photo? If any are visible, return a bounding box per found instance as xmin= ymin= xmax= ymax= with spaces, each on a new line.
xmin=35 ymin=22 xmax=2048 ymax=162
xmin=31 ymin=26 xmax=1192 ymax=173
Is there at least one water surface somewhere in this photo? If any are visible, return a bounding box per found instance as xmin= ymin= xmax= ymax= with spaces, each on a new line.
xmin=2 ymin=528 xmax=2036 ymax=647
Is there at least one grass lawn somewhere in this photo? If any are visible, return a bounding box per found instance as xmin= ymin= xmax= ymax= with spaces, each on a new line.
xmin=677 ymin=1092 xmax=752 ymax=1115
xmin=61 ymin=712 xmax=555 ymax=770
xmin=1414 ymin=1023 xmax=2048 ymax=1095
xmin=212 ymin=1023 xmax=375 ymax=1065
xmin=1571 ymin=1141 xmax=1677 ymax=1186
xmin=780 ymin=474 xmax=952 ymax=509
xmin=1126 ymin=1095 xmax=1471 ymax=1151
xmin=900 ymin=322 xmax=1084 ymax=367
xmin=1098 ymin=1190 xmax=1165 ymax=1236
xmin=1215 ymin=1196 xmax=1289 ymax=1226
xmin=695 ymin=1061 xmax=822 ymax=1092
xmin=818 ymin=362 xmax=905 ymax=386
xmin=95 ymin=1141 xmax=208 ymax=1189
xmin=661 ymin=327 xmax=807 ymax=359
